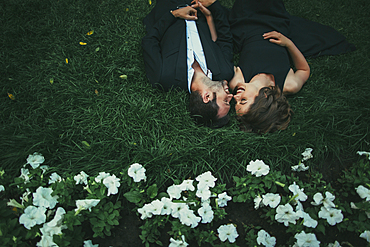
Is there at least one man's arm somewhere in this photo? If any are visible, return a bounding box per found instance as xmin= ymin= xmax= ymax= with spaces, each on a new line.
xmin=263 ymin=31 xmax=310 ymax=94
xmin=142 ymin=7 xmax=197 ymax=87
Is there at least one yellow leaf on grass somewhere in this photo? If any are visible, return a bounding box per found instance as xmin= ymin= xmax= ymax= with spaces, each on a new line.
xmin=79 ymin=42 xmax=87 ymax=46
xmin=126 ymin=8 xmax=129 ymax=11
xmin=50 ymin=78 xmax=54 ymax=84
xmin=81 ymin=141 xmax=91 ymax=148
xmin=86 ymin=30 xmax=94 ymax=35
xmin=149 ymin=0 xmax=152 ymax=5
xmin=7 ymin=93 xmax=15 ymax=100
xmin=95 ymin=89 xmax=99 ymax=96
xmin=119 ymin=75 xmax=127 ymax=79
xmin=65 ymin=58 xmax=69 ymax=64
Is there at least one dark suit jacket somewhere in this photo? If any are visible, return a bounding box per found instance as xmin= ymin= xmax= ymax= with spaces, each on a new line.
xmin=142 ymin=0 xmax=234 ymax=92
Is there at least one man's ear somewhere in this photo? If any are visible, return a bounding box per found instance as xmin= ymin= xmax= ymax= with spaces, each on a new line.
xmin=202 ymin=91 xmax=211 ymax=103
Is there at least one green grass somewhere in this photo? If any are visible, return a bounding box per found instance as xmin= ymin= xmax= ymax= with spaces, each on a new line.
xmin=1 ymin=0 xmax=369 ymax=189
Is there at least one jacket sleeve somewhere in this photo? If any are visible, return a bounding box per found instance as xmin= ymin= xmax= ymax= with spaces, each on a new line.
xmin=207 ymin=1 xmax=233 ymax=63
xmin=141 ymin=11 xmax=177 ymax=88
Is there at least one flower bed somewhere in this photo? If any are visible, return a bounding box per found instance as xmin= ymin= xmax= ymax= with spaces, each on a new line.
xmin=0 ymin=151 xmax=370 ymax=246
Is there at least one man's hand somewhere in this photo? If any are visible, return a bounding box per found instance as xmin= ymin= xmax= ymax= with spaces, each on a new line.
xmin=171 ymin=6 xmax=198 ymax=20
xmin=192 ymin=0 xmax=216 ymax=8
xmin=263 ymin=31 xmax=293 ymax=48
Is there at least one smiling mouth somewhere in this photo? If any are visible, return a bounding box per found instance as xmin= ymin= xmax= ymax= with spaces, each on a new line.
xmin=236 ymin=87 xmax=245 ymax=94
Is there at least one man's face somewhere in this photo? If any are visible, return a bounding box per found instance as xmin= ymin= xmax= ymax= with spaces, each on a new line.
xmin=207 ymin=80 xmax=233 ymax=118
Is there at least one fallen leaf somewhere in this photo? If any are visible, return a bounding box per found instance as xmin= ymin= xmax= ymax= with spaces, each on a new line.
xmin=95 ymin=89 xmax=99 ymax=96
xmin=95 ymin=47 xmax=100 ymax=52
xmin=65 ymin=58 xmax=69 ymax=64
xmin=149 ymin=0 xmax=152 ymax=4
xmin=50 ymin=78 xmax=54 ymax=84
xmin=79 ymin=42 xmax=87 ymax=46
xmin=81 ymin=141 xmax=91 ymax=149
xmin=86 ymin=30 xmax=94 ymax=35
xmin=7 ymin=93 xmax=15 ymax=100
xmin=120 ymin=75 xmax=128 ymax=79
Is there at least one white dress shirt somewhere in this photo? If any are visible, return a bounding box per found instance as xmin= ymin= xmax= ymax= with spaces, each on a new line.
xmin=186 ymin=20 xmax=212 ymax=93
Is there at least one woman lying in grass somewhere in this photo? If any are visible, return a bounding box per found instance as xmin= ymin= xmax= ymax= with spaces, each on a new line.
xmin=226 ymin=0 xmax=355 ymax=133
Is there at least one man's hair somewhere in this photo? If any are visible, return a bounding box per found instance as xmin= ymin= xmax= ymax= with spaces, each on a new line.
xmin=237 ymin=86 xmax=292 ymax=134
xmin=188 ymin=91 xmax=230 ymax=128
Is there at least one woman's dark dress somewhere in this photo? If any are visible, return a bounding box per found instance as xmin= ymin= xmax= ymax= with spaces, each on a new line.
xmin=229 ymin=0 xmax=355 ymax=91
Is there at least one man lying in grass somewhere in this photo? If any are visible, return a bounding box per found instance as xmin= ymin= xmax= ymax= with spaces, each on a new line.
xmin=142 ymin=0 xmax=234 ymax=128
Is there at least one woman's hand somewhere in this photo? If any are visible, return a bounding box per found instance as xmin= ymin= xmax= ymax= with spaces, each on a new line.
xmin=263 ymin=31 xmax=293 ymax=47
xmin=171 ymin=6 xmax=198 ymax=20
xmin=191 ymin=0 xmax=216 ymax=8
xmin=191 ymin=0 xmax=212 ymax=17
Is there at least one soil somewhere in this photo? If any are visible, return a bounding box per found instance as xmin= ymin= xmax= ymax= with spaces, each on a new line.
xmin=93 ymin=156 xmax=369 ymax=247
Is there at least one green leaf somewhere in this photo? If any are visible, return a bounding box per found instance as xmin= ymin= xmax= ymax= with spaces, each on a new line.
xmin=124 ymin=191 xmax=143 ymax=204
xmin=147 ymin=184 xmax=158 ymax=199
xmin=317 ymin=224 xmax=326 ymax=235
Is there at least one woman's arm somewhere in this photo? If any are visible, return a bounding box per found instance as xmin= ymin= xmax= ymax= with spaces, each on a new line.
xmin=192 ymin=0 xmax=217 ymax=41
xmin=263 ymin=31 xmax=310 ymax=94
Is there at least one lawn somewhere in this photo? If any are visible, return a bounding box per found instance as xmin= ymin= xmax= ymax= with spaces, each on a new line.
xmin=0 ymin=0 xmax=370 ymax=246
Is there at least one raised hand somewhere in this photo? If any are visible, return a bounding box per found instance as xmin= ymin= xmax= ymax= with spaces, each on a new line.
xmin=171 ymin=6 xmax=198 ymax=20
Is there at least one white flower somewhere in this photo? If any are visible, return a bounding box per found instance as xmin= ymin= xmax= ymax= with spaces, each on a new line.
xmin=196 ymin=171 xmax=217 ymax=188
xmin=26 ymin=152 xmax=45 ymax=169
xmin=0 ymin=185 xmax=4 ymax=192
xmin=198 ymin=202 xmax=214 ymax=223
xmin=74 ymin=171 xmax=89 ymax=185
xmin=254 ymin=195 xmax=263 ymax=210
xmin=311 ymin=192 xmax=336 ymax=209
xmin=103 ymin=174 xmax=120 ymax=196
xmin=318 ymin=207 xmax=343 ymax=226
xmin=179 ymin=179 xmax=195 ymax=191
xmin=217 ymin=192 xmax=232 ymax=207
xmin=288 ymin=182 xmax=307 ymax=202
xmin=167 ymin=184 xmax=182 ymax=200
xmin=48 ymin=172 xmax=62 ymax=184
xmin=196 ymin=184 xmax=211 ymax=201
xmin=33 ymin=187 xmax=58 ymax=209
xmin=84 ymin=240 xmax=99 ymax=247
xmin=356 ymin=185 xmax=370 ymax=201
xmin=7 ymin=199 xmax=25 ymax=209
xmin=246 ymin=159 xmax=269 ymax=177
xmin=128 ymin=163 xmax=146 ymax=182
xmin=171 ymin=203 xmax=189 ymax=219
xmin=275 ymin=203 xmax=299 ymax=227
xmin=138 ymin=203 xmax=155 ymax=220
xmin=40 ymin=165 xmax=49 ymax=174
xmin=257 ymin=229 xmax=276 ymax=247
xmin=357 ymin=151 xmax=370 ymax=160
xmin=296 ymin=210 xmax=318 ymax=228
xmin=20 ymin=168 xmax=31 ymax=183
xmin=179 ymin=208 xmax=201 ymax=228
xmin=360 ymin=230 xmax=370 ymax=242
xmin=75 ymin=199 xmax=100 ymax=212
xmin=150 ymin=199 xmax=164 ymax=215
xmin=328 ymin=241 xmax=341 ymax=247
xmin=294 ymin=231 xmax=320 ymax=247
xmin=160 ymin=197 xmax=173 ymax=215
xmin=20 ymin=188 xmax=31 ymax=205
xmin=301 ymin=148 xmax=313 ymax=162
xmin=95 ymin=172 xmax=111 ymax=183
xmin=217 ymin=224 xmax=238 ymax=243
xmin=291 ymin=163 xmax=309 ymax=172
xmin=36 ymin=235 xmax=58 ymax=247
xmin=169 ymin=235 xmax=188 ymax=247
xmin=19 ymin=205 xmax=47 ymax=230
xmin=262 ymin=193 xmax=281 ymax=208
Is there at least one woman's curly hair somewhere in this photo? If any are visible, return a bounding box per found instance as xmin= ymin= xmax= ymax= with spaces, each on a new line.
xmin=237 ymin=86 xmax=293 ymax=133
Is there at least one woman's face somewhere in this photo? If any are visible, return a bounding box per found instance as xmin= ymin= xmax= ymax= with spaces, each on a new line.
xmin=229 ymin=67 xmax=259 ymax=115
